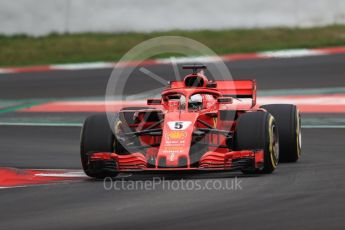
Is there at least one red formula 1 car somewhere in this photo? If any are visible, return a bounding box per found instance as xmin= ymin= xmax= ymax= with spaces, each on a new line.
xmin=80 ymin=65 xmax=301 ymax=178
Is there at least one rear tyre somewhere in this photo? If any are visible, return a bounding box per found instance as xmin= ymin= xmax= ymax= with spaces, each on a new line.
xmin=234 ymin=111 xmax=279 ymax=174
xmin=260 ymin=104 xmax=301 ymax=162
xmin=80 ymin=114 xmax=118 ymax=178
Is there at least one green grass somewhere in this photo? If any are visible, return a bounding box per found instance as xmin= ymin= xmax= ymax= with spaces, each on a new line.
xmin=1 ymin=25 xmax=345 ymax=67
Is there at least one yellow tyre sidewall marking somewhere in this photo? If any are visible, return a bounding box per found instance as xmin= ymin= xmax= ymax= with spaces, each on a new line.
xmin=114 ymin=120 xmax=123 ymax=148
xmin=114 ymin=120 xmax=122 ymax=135
xmin=268 ymin=115 xmax=278 ymax=168
xmin=213 ymin=117 xmax=217 ymax=128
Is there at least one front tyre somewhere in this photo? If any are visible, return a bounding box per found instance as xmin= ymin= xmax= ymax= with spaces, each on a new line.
xmin=234 ymin=111 xmax=279 ymax=174
xmin=260 ymin=104 xmax=301 ymax=162
xmin=80 ymin=114 xmax=118 ymax=178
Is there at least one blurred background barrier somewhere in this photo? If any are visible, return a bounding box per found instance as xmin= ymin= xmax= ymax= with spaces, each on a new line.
xmin=1 ymin=0 xmax=345 ymax=36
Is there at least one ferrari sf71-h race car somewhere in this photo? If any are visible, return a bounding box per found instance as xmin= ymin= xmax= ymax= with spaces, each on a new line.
xmin=80 ymin=65 xmax=301 ymax=178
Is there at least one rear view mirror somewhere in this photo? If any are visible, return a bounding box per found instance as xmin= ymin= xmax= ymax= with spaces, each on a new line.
xmin=147 ymin=98 xmax=162 ymax=105
xmin=217 ymin=97 xmax=233 ymax=104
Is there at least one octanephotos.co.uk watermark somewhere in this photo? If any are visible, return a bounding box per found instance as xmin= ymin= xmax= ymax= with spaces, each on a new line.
xmin=103 ymin=177 xmax=243 ymax=191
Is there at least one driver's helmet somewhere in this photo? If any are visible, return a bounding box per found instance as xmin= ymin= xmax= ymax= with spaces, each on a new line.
xmin=189 ymin=94 xmax=203 ymax=110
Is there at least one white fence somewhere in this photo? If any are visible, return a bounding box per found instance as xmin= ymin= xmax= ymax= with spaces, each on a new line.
xmin=1 ymin=0 xmax=345 ymax=36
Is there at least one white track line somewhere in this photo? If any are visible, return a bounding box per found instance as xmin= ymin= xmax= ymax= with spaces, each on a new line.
xmin=302 ymin=125 xmax=345 ymax=129
xmin=0 ymin=186 xmax=27 ymax=189
xmin=35 ymin=171 xmax=87 ymax=178
xmin=51 ymin=62 xmax=114 ymax=70
xmin=0 ymin=122 xmax=82 ymax=127
xmin=258 ymin=49 xmax=325 ymax=58
xmin=0 ymin=122 xmax=344 ymax=128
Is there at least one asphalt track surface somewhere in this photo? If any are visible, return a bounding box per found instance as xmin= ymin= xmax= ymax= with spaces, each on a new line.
xmin=1 ymin=53 xmax=345 ymax=99
xmin=1 ymin=54 xmax=345 ymax=229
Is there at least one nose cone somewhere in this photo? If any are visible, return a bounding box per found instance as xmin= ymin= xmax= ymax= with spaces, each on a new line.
xmin=156 ymin=112 xmax=199 ymax=168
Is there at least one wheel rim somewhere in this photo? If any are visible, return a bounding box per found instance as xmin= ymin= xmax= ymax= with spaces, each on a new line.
xmin=271 ymin=123 xmax=279 ymax=167
xmin=269 ymin=116 xmax=279 ymax=168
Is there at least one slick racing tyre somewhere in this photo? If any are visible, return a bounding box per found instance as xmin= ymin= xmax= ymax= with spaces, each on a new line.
xmin=80 ymin=114 xmax=118 ymax=178
xmin=234 ymin=111 xmax=279 ymax=174
xmin=260 ymin=104 xmax=301 ymax=162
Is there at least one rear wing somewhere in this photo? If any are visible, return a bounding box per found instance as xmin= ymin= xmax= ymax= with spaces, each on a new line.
xmin=169 ymin=79 xmax=257 ymax=107
xmin=215 ymin=80 xmax=257 ymax=107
